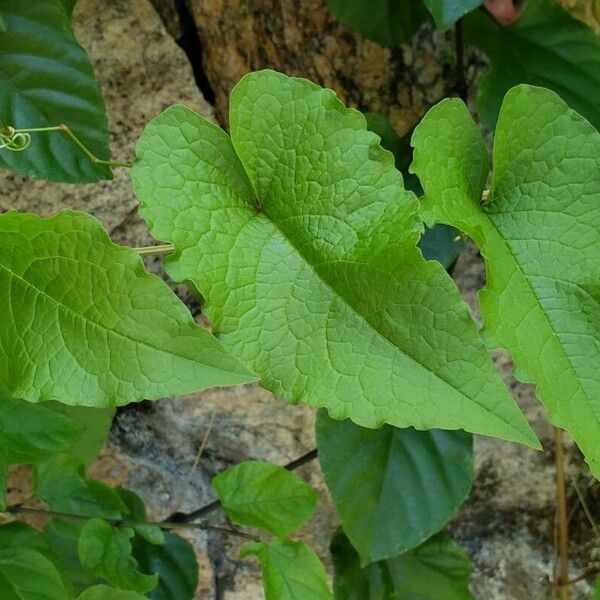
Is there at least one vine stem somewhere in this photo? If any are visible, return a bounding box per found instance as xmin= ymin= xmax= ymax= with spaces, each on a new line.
xmin=134 ymin=244 xmax=176 ymax=256
xmin=7 ymin=125 xmax=131 ymax=168
xmin=554 ymin=427 xmax=570 ymax=600
xmin=3 ymin=505 xmax=259 ymax=542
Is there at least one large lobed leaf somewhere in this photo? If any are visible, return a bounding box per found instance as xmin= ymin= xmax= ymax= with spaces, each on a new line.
xmin=464 ymin=0 xmax=600 ymax=130
xmin=411 ymin=85 xmax=600 ymax=477
xmin=0 ymin=211 xmax=254 ymax=408
xmin=317 ymin=412 xmax=473 ymax=564
xmin=133 ymin=69 xmax=537 ymax=447
xmin=0 ymin=0 xmax=110 ymax=182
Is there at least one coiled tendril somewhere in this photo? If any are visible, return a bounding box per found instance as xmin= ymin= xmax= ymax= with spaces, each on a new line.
xmin=0 ymin=126 xmax=31 ymax=152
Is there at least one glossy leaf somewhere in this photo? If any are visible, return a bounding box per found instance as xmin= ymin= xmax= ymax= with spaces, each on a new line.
xmin=0 ymin=0 xmax=110 ymax=182
xmin=422 ymin=0 xmax=481 ymax=29
xmin=411 ymin=85 xmax=600 ymax=476
xmin=79 ymin=518 xmax=158 ymax=593
xmin=0 ymin=211 xmax=254 ymax=408
xmin=241 ymin=540 xmax=332 ymax=600
xmin=78 ymin=586 xmax=147 ymax=600
xmin=132 ymin=69 xmax=537 ymax=448
xmin=133 ymin=531 xmax=198 ymax=600
xmin=464 ymin=0 xmax=600 ymax=130
xmin=324 ymin=0 xmax=429 ymax=46
xmin=317 ymin=411 xmax=473 ymax=564
xmin=213 ymin=460 xmax=317 ymax=537
xmin=0 ymin=547 xmax=70 ymax=600
xmin=331 ymin=530 xmax=473 ymax=599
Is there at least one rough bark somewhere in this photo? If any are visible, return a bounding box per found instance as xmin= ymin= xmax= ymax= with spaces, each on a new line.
xmin=185 ymin=0 xmax=458 ymax=135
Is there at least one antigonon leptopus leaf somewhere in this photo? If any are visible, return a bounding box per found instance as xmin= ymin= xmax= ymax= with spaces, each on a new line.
xmin=132 ymin=69 xmax=538 ymax=447
xmin=411 ymin=84 xmax=600 ymax=477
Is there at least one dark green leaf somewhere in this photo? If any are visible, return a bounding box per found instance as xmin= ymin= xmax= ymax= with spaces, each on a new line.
xmin=46 ymin=404 xmax=114 ymax=466
xmin=213 ymin=460 xmax=317 ymax=538
xmin=78 ymin=586 xmax=146 ymax=600
xmin=325 ymin=0 xmax=429 ymax=46
xmin=241 ymin=540 xmax=332 ymax=599
xmin=0 ymin=397 xmax=82 ymax=464
xmin=422 ymin=0 xmax=482 ymax=29
xmin=79 ymin=518 xmax=158 ymax=593
xmin=0 ymin=522 xmax=53 ymax=555
xmin=331 ymin=530 xmax=473 ymax=599
xmin=317 ymin=412 xmax=473 ymax=564
xmin=35 ymin=456 xmax=125 ymax=518
xmin=117 ymin=488 xmax=148 ymax=521
xmin=0 ymin=0 xmax=110 ymax=182
xmin=0 ymin=547 xmax=70 ymax=600
xmin=133 ymin=531 xmax=198 ymax=600
xmin=464 ymin=0 xmax=600 ymax=130
xmin=0 ymin=13 xmax=5 ymax=31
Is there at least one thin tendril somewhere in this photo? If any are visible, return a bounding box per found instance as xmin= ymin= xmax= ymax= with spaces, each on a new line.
xmin=0 ymin=127 xmax=31 ymax=152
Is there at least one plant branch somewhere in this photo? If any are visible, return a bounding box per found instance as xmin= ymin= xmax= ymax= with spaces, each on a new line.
xmin=554 ymin=427 xmax=570 ymax=600
xmin=3 ymin=505 xmax=259 ymax=542
xmin=168 ymin=448 xmax=318 ymax=524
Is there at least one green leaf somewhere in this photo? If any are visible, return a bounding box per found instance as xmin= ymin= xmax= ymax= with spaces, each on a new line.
xmin=593 ymin=576 xmax=600 ymax=600
xmin=411 ymin=85 xmax=600 ymax=477
xmin=132 ymin=69 xmax=538 ymax=448
xmin=212 ymin=460 xmax=317 ymax=537
xmin=79 ymin=518 xmax=158 ymax=593
xmin=0 ymin=210 xmax=255 ymax=408
xmin=422 ymin=0 xmax=481 ymax=30
xmin=114 ymin=488 xmax=164 ymax=545
xmin=364 ymin=111 xmax=464 ymax=267
xmin=0 ymin=0 xmax=110 ymax=182
xmin=0 ymin=397 xmax=82 ymax=464
xmin=36 ymin=456 xmax=126 ymax=518
xmin=44 ymin=403 xmax=115 ymax=467
xmin=464 ymin=0 xmax=600 ymax=130
xmin=241 ymin=540 xmax=332 ymax=600
xmin=0 ymin=13 xmax=5 ymax=32
xmin=0 ymin=547 xmax=70 ymax=600
xmin=317 ymin=411 xmax=473 ymax=564
xmin=132 ymin=531 xmax=198 ymax=600
xmin=331 ymin=530 xmax=473 ymax=599
xmin=0 ymin=522 xmax=53 ymax=555
xmin=324 ymin=0 xmax=428 ymax=46
xmin=44 ymin=519 xmax=99 ymax=594
xmin=78 ymin=586 xmax=146 ymax=600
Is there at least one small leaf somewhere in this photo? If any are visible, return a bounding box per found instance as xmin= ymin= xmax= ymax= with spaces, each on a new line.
xmin=212 ymin=460 xmax=317 ymax=538
xmin=132 ymin=69 xmax=538 ymax=448
xmin=317 ymin=411 xmax=473 ymax=564
xmin=0 ymin=397 xmax=82 ymax=464
xmin=411 ymin=85 xmax=600 ymax=477
xmin=133 ymin=531 xmax=199 ymax=600
xmin=324 ymin=0 xmax=429 ymax=46
xmin=117 ymin=488 xmax=148 ymax=522
xmin=422 ymin=0 xmax=482 ymax=29
xmin=79 ymin=518 xmax=158 ymax=594
xmin=36 ymin=456 xmax=126 ymax=518
xmin=78 ymin=585 xmax=147 ymax=600
xmin=0 ymin=547 xmax=70 ymax=600
xmin=464 ymin=0 xmax=600 ymax=130
xmin=0 ymin=211 xmax=255 ymax=408
xmin=0 ymin=0 xmax=110 ymax=182
xmin=241 ymin=540 xmax=332 ymax=600
xmin=134 ymin=524 xmax=164 ymax=546
xmin=331 ymin=530 xmax=473 ymax=599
